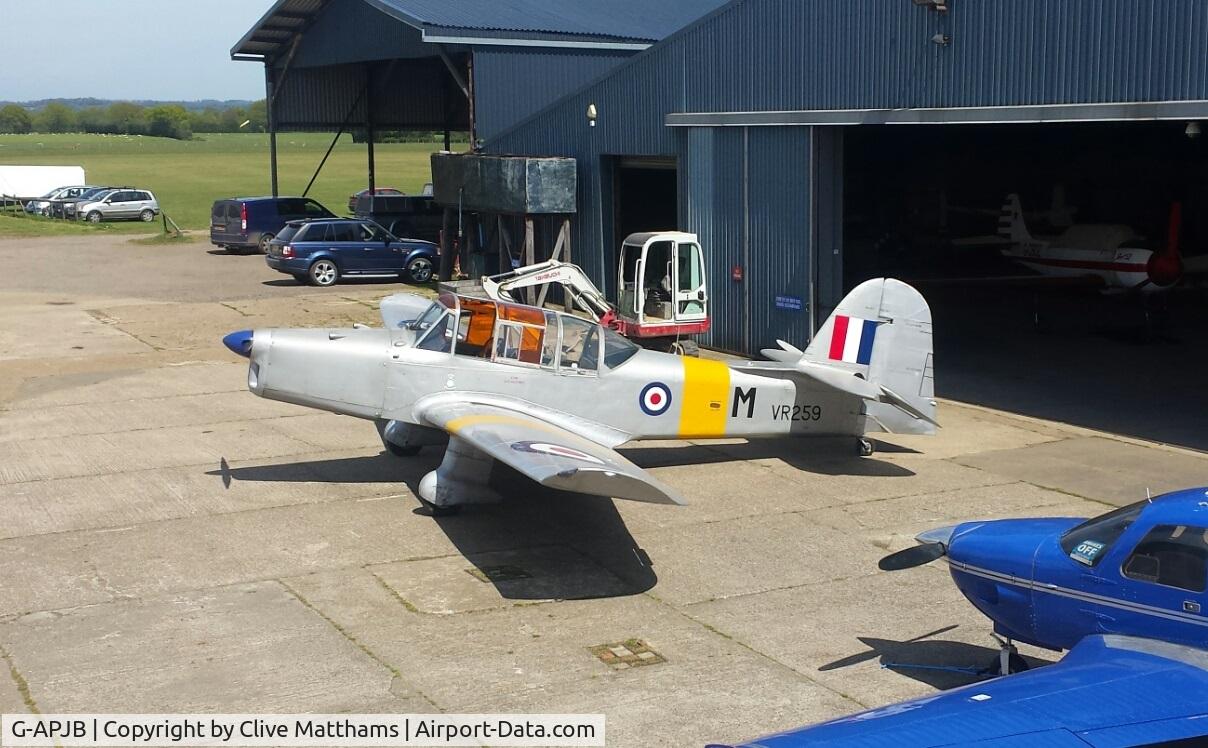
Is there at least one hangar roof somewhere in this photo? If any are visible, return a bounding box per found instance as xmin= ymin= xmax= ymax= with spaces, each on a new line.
xmin=233 ymin=0 xmax=730 ymax=59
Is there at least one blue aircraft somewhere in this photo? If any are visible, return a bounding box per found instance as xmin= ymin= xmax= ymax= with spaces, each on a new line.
xmin=711 ymin=488 xmax=1208 ymax=747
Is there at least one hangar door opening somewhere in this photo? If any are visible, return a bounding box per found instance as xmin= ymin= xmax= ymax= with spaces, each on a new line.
xmin=603 ymin=156 xmax=678 ymax=298
xmin=612 ymin=157 xmax=678 ymax=238
xmin=843 ymin=121 xmax=1208 ymax=450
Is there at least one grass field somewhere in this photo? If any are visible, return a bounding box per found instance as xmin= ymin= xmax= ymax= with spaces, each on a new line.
xmin=0 ymin=132 xmax=448 ymax=237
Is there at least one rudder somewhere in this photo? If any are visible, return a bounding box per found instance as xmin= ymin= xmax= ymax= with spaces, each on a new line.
xmin=804 ymin=278 xmax=936 ymax=434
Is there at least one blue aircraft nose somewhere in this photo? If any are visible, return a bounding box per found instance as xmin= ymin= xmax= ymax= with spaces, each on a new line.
xmin=222 ymin=329 xmax=254 ymax=358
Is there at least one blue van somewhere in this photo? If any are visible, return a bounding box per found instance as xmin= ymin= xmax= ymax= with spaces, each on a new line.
xmin=209 ymin=196 xmax=335 ymax=254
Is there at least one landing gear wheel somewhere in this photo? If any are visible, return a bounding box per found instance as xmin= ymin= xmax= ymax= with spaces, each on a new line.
xmin=417 ymin=497 xmax=461 ymax=517
xmin=670 ymin=340 xmax=700 ymax=357
xmin=988 ymin=635 xmax=1029 ymax=675
xmin=385 ymin=442 xmax=422 ymax=457
xmin=308 ymin=259 xmax=339 ymax=286
xmin=856 ymin=437 xmax=875 ymax=457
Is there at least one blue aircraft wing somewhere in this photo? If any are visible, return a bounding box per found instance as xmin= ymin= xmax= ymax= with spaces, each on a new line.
xmin=715 ymin=635 xmax=1208 ymax=748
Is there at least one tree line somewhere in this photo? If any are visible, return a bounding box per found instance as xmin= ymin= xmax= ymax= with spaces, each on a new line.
xmin=0 ymin=101 xmax=268 ymax=140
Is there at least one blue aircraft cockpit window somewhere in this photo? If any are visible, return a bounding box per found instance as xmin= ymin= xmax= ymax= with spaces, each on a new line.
xmin=602 ymin=326 xmax=640 ymax=369
xmin=1060 ymin=501 xmax=1146 ymax=567
xmin=1122 ymin=524 xmax=1208 ymax=592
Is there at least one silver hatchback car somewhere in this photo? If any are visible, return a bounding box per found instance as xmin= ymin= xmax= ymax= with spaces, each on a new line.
xmin=75 ymin=189 xmax=159 ymax=223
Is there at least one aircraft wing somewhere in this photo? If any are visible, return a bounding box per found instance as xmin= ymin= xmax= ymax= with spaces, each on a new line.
xmin=414 ymin=397 xmax=683 ymax=505
xmin=720 ymin=635 xmax=1208 ymax=747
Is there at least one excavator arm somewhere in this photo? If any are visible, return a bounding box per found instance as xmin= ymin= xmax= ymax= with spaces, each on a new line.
xmin=480 ymin=260 xmax=616 ymax=322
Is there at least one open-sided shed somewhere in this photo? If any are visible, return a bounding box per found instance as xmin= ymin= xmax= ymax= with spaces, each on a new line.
xmin=232 ymin=0 xmax=727 ymax=194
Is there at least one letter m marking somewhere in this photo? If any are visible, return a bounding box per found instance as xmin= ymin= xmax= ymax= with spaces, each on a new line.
xmin=732 ymin=387 xmax=757 ymax=418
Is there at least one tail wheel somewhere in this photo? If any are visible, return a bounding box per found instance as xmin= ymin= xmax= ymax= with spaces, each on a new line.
xmin=670 ymin=340 xmax=700 ymax=357
xmin=856 ymin=438 xmax=875 ymax=457
xmin=308 ymin=259 xmax=339 ymax=287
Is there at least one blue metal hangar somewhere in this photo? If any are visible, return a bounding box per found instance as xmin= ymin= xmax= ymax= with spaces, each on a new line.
xmin=484 ymin=0 xmax=1208 ymax=356
xmin=232 ymin=0 xmax=728 ymax=194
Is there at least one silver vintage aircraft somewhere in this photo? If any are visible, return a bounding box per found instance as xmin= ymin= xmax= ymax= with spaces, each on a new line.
xmin=222 ymin=278 xmax=937 ymax=513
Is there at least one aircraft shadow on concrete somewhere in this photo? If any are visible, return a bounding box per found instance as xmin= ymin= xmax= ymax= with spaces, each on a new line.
xmin=416 ymin=463 xmax=658 ymax=601
xmin=622 ymin=439 xmax=916 ymax=478
xmin=210 ymin=453 xmax=657 ymax=601
xmin=819 ymin=625 xmax=1052 ymax=690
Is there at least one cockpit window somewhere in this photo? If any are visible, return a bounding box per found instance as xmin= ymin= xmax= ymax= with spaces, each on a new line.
xmin=559 ymin=316 xmax=599 ymax=373
xmin=416 ymin=311 xmax=454 ymax=353
xmin=410 ymin=301 xmax=447 ymax=333
xmin=602 ymin=326 xmax=640 ymax=369
xmin=1060 ymin=501 xmax=1146 ymax=567
xmin=1122 ymin=524 xmax=1208 ymax=592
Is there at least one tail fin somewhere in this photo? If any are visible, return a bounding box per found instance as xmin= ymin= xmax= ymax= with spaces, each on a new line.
xmin=804 ymin=278 xmax=936 ymax=434
xmin=998 ymin=193 xmax=1031 ymax=244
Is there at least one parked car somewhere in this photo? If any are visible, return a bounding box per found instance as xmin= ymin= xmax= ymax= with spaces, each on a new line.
xmin=210 ymin=196 xmax=334 ymax=254
xmin=53 ymin=186 xmax=115 ymax=219
xmin=75 ymin=188 xmax=159 ymax=223
xmin=347 ymin=186 xmax=403 ymax=213
xmin=265 ymin=218 xmax=439 ymax=287
xmin=24 ymin=185 xmax=92 ymax=216
xmin=350 ymin=183 xmax=441 ymax=243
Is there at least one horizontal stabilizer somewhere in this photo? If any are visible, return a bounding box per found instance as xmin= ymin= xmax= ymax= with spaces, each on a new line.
xmin=760 ymin=339 xmax=804 ymax=363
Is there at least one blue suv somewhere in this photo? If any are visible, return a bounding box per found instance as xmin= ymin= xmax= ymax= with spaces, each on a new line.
xmin=266 ymin=218 xmax=439 ymax=286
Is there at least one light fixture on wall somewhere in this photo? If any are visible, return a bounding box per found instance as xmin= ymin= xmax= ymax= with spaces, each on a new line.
xmin=586 ymin=103 xmax=598 ymax=127
xmin=912 ymin=0 xmax=949 ymax=12
xmin=1186 ymin=121 xmax=1201 ymax=139
xmin=931 ymin=32 xmax=951 ymax=46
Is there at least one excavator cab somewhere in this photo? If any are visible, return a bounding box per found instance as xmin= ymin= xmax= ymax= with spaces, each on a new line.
xmin=615 ymin=232 xmax=709 ymax=348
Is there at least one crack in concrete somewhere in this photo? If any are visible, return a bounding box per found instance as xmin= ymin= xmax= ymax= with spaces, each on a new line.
xmin=84 ymin=309 xmax=163 ymax=352
xmin=276 ymin=579 xmax=442 ymax=712
xmin=0 ymin=641 xmax=40 ymax=714
xmin=368 ymin=572 xmax=421 ymax=614
xmin=217 ymin=302 xmax=253 ymax=318
xmin=644 ymin=591 xmax=871 ymax=712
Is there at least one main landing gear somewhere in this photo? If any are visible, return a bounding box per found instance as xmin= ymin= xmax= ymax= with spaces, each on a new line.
xmin=989 ymin=633 xmax=1029 ymax=676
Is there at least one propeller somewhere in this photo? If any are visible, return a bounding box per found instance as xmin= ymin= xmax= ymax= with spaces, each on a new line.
xmin=878 ymin=524 xmax=958 ymax=571
xmin=1144 ymin=201 xmax=1184 ymax=289
xmin=879 ymin=542 xmax=946 ymax=570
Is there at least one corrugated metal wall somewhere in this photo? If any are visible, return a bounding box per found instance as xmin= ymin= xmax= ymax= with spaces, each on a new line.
xmin=473 ymin=48 xmax=633 ymax=139
xmin=486 ymin=0 xmax=1208 ymax=354
xmin=744 ymin=127 xmax=813 ymax=353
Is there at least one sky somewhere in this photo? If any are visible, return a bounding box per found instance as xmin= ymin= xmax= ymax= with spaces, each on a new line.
xmin=1 ymin=0 xmax=271 ymax=102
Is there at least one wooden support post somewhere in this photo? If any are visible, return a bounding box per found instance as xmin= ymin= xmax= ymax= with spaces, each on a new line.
xmin=464 ymin=212 xmax=479 ymax=278
xmin=537 ymin=219 xmax=568 ymax=310
xmin=498 ymin=215 xmax=512 ymax=273
xmin=560 ymin=218 xmax=574 ymax=311
xmin=439 ymin=207 xmax=455 ymax=281
xmin=523 ymin=216 xmax=535 ymax=305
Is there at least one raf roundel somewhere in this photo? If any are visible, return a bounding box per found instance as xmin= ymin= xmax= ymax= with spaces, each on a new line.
xmin=639 ymin=382 xmax=673 ymax=416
